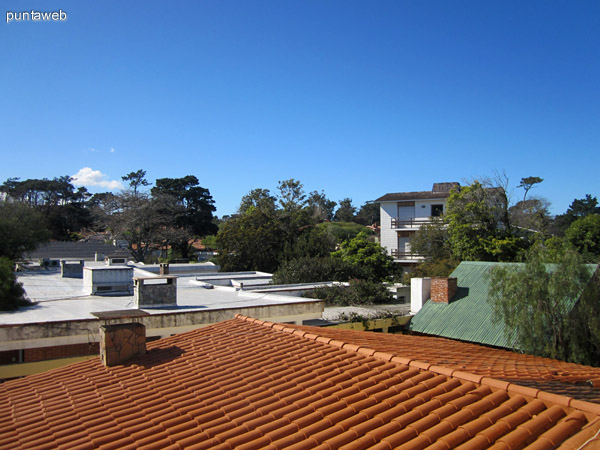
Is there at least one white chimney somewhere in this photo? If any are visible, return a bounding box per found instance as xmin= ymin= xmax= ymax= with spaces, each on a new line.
xmin=410 ymin=277 xmax=431 ymax=314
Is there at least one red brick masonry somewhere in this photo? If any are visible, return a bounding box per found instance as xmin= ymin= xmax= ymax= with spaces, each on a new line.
xmin=431 ymin=277 xmax=458 ymax=303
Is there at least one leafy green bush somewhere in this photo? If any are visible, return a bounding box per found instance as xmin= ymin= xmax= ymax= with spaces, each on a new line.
xmin=488 ymin=247 xmax=600 ymax=365
xmin=302 ymin=279 xmax=394 ymax=306
xmin=316 ymin=222 xmax=373 ymax=243
xmin=272 ymin=256 xmax=361 ymax=284
xmin=0 ymin=257 xmax=32 ymax=311
xmin=565 ymin=215 xmax=600 ymax=262
xmin=331 ymin=232 xmax=400 ymax=282
xmin=404 ymin=258 xmax=459 ymax=283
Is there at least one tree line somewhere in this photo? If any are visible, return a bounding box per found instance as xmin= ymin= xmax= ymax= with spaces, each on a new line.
xmin=0 ymin=172 xmax=392 ymax=309
xmin=0 ymin=171 xmax=219 ymax=262
xmin=215 ymin=179 xmax=400 ymax=306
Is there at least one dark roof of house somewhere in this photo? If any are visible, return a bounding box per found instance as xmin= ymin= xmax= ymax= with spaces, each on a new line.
xmin=375 ymin=182 xmax=460 ymax=202
xmin=24 ymin=241 xmax=131 ymax=261
xmin=409 ymin=262 xmax=598 ymax=350
xmin=2 ymin=315 xmax=600 ymax=449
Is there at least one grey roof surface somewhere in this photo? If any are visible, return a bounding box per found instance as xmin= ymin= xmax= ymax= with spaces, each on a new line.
xmin=2 ymin=267 xmax=316 ymax=326
xmin=24 ymin=241 xmax=130 ymax=261
xmin=409 ymin=261 xmax=598 ymax=349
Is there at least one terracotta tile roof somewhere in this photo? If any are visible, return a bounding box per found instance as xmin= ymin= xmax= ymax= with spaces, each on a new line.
xmin=287 ymin=324 xmax=600 ymax=405
xmin=1 ymin=315 xmax=600 ymax=450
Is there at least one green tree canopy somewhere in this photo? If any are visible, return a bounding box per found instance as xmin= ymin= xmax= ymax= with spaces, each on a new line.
xmin=409 ymin=218 xmax=452 ymax=261
xmin=488 ymin=248 xmax=600 ymax=365
xmin=307 ymin=190 xmax=336 ymax=222
xmin=277 ymin=179 xmax=307 ymax=213
xmin=216 ymin=208 xmax=286 ymax=272
xmin=446 ymin=181 xmax=519 ymax=261
xmin=509 ymin=198 xmax=551 ymax=236
xmin=272 ymin=256 xmax=359 ymax=284
xmin=331 ymin=232 xmax=399 ymax=282
xmin=553 ymin=195 xmax=600 ymax=236
xmin=354 ymin=202 xmax=380 ymax=226
xmin=334 ymin=198 xmax=356 ymax=222
xmin=316 ymin=221 xmax=372 ymax=243
xmin=0 ymin=257 xmax=32 ymax=311
xmin=238 ymin=188 xmax=276 ymax=215
xmin=517 ymin=176 xmax=543 ymax=201
xmin=151 ymin=176 xmax=218 ymax=258
xmin=0 ymin=202 xmax=50 ymax=260
xmin=565 ymin=214 xmax=600 ymax=261
xmin=0 ymin=177 xmax=92 ymax=240
xmin=302 ymin=279 xmax=394 ymax=306
xmin=105 ymin=193 xmax=187 ymax=262
xmin=122 ymin=169 xmax=150 ymax=195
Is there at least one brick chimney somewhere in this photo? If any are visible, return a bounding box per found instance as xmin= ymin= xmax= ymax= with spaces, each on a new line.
xmin=100 ymin=322 xmax=146 ymax=366
xmin=431 ymin=277 xmax=458 ymax=304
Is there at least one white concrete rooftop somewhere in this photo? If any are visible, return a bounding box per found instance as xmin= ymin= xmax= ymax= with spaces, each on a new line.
xmin=3 ymin=265 xmax=316 ymax=326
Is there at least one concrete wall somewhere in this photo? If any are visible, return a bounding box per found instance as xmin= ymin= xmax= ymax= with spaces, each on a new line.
xmin=0 ymin=300 xmax=324 ymax=353
xmin=413 ymin=199 xmax=446 ymax=219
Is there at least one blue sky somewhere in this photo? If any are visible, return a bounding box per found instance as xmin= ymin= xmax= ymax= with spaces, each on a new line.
xmin=1 ymin=1 xmax=598 ymax=217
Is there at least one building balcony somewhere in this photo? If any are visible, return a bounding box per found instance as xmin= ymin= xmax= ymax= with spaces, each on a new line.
xmin=391 ymin=217 xmax=435 ymax=229
xmin=390 ymin=250 xmax=426 ymax=261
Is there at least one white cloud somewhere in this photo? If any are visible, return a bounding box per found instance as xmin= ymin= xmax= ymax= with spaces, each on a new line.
xmin=71 ymin=167 xmax=124 ymax=190
xmin=109 ymin=147 xmax=115 ymax=153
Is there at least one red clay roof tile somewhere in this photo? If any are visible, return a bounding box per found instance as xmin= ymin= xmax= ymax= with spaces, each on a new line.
xmin=3 ymin=315 xmax=600 ymax=449
xmin=286 ymin=322 xmax=600 ymax=405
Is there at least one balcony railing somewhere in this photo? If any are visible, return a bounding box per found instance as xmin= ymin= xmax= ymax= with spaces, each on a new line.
xmin=390 ymin=250 xmax=426 ymax=260
xmin=391 ymin=217 xmax=435 ymax=228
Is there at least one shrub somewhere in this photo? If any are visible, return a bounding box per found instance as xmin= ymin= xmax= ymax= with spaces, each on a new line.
xmin=272 ymin=256 xmax=362 ymax=284
xmin=0 ymin=257 xmax=32 ymax=311
xmin=302 ymin=279 xmax=394 ymax=306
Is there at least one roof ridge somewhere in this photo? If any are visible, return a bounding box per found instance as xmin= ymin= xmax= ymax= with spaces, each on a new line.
xmin=234 ymin=314 xmax=600 ymax=418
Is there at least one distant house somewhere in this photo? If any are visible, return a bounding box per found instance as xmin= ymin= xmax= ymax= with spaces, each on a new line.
xmin=375 ymin=182 xmax=459 ymax=267
xmin=2 ymin=314 xmax=600 ymax=449
xmin=409 ymin=261 xmax=599 ymax=349
xmin=24 ymin=240 xmax=131 ymax=263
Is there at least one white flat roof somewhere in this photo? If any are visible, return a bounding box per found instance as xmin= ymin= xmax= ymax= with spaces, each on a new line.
xmin=2 ymin=271 xmax=317 ymax=326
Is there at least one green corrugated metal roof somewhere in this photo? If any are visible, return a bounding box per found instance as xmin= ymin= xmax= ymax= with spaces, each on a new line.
xmin=409 ymin=261 xmax=598 ymax=349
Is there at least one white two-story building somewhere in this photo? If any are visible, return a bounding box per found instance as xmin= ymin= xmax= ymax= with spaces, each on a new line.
xmin=376 ymin=182 xmax=459 ymax=267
